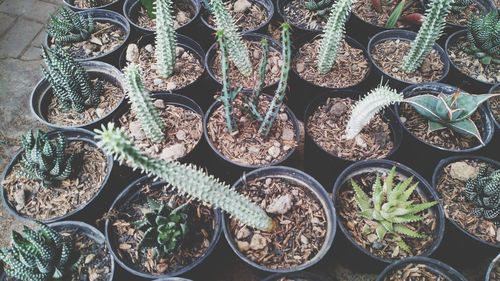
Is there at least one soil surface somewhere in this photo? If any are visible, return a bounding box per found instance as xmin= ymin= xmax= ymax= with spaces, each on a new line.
xmin=447 ymin=2 xmax=482 ymax=26
xmin=353 ymin=0 xmax=423 ymax=28
xmin=72 ymin=0 xmax=113 ymax=8
xmin=491 ymin=259 xmax=500 ymax=281
xmin=490 ymin=93 xmax=500 ymax=124
xmin=204 ymin=0 xmax=268 ymax=32
xmin=282 ymin=0 xmax=330 ymax=30
xmin=384 ymin=264 xmax=446 ymax=281
xmin=135 ymin=1 xmax=195 ymax=30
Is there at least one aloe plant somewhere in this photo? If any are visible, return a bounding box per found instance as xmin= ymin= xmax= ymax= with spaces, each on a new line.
xmin=465 ymin=167 xmax=500 ymax=221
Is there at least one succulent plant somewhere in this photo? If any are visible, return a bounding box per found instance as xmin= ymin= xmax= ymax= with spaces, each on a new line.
xmin=135 ymin=197 xmax=189 ymax=257
xmin=155 ymin=0 xmax=177 ymax=77
xmin=83 ymin=0 xmax=104 ymax=7
xmin=352 ymin=166 xmax=438 ymax=253
xmin=42 ymin=46 xmax=103 ymax=113
xmin=141 ymin=0 xmax=156 ymax=18
xmin=0 ymin=221 xmax=80 ymax=281
xmin=95 ymin=123 xmax=274 ymax=231
xmin=123 ymin=64 xmax=166 ymax=143
xmin=465 ymin=10 xmax=500 ymax=65
xmin=401 ymin=0 xmax=453 ymax=72
xmin=18 ymin=130 xmax=75 ymax=187
xmin=243 ymin=37 xmax=269 ymax=122
xmin=47 ymin=7 xmax=95 ymax=44
xmin=465 ymin=167 xmax=500 ymax=222
xmin=305 ymin=0 xmax=334 ymax=18
xmin=450 ymin=0 xmax=474 ymax=12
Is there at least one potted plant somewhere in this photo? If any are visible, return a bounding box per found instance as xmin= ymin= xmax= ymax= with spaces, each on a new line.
xmin=1 ymin=128 xmax=113 ymax=224
xmin=44 ymin=8 xmax=130 ymax=65
xmin=368 ymin=0 xmax=452 ymax=91
xmin=31 ymin=46 xmax=125 ymax=130
xmin=304 ymin=85 xmax=403 ymax=187
xmin=0 ymin=221 xmax=114 ymax=281
xmin=204 ymin=25 xmax=300 ymax=182
xmin=486 ymin=252 xmax=500 ymax=281
xmin=445 ymin=10 xmax=499 ymax=94
xmin=432 ymin=155 xmax=500 ymax=267
xmin=262 ymin=272 xmax=331 ymax=281
xmin=290 ymin=0 xmax=372 ymax=116
xmin=63 ymin=0 xmax=124 ymax=12
xmin=222 ymin=166 xmax=336 ymax=274
xmin=376 ymin=256 xmax=468 ymax=281
xmin=277 ymin=0 xmax=334 ymax=38
xmin=332 ymin=159 xmax=445 ymax=272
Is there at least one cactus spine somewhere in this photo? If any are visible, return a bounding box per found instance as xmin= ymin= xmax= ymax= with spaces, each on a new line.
xmin=155 ymin=0 xmax=177 ymax=78
xmin=244 ymin=38 xmax=269 ymax=121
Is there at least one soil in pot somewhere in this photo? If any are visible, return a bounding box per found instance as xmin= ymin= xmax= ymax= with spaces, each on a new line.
xmin=2 ymin=141 xmax=108 ymax=220
xmin=353 ymin=0 xmax=423 ymax=29
xmin=446 ymin=2 xmax=483 ymax=26
xmin=282 ymin=0 xmax=330 ymax=30
xmin=47 ymin=79 xmax=124 ymax=127
xmin=203 ymin=0 xmax=268 ymax=31
xmin=490 ymin=258 xmax=500 ymax=280
xmin=293 ymin=39 xmax=370 ymax=88
xmin=117 ymin=98 xmax=202 ymax=161
xmin=337 ymin=170 xmax=438 ymax=260
xmin=135 ymin=0 xmax=196 ymax=30
xmin=125 ymin=43 xmax=204 ymax=92
xmin=70 ymin=0 xmax=114 ymax=9
xmin=398 ymin=102 xmax=483 ymax=150
xmin=371 ymin=39 xmax=445 ymax=83
xmin=49 ymin=21 xmax=126 ymax=60
xmin=207 ymin=94 xmax=297 ymax=166
xmin=229 ymin=176 xmax=327 ymax=269
xmin=436 ymin=159 xmax=500 ymax=245
xmin=306 ymin=97 xmax=394 ymax=161
xmin=109 ymin=183 xmax=216 ymax=275
xmin=383 ymin=263 xmax=447 ymax=281
xmin=490 ymin=94 xmax=500 ymax=125
xmin=447 ymin=35 xmax=500 ymax=85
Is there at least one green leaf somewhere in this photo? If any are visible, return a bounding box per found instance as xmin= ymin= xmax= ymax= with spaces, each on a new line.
xmin=428 ymin=120 xmax=446 ymax=133
xmin=403 ymin=95 xmax=442 ymax=122
xmin=352 ymin=179 xmax=371 ymax=211
xmin=406 ymin=201 xmax=438 ymax=215
xmin=454 ymin=93 xmax=500 ymax=119
xmin=376 ymin=224 xmax=387 ymax=240
xmin=400 ymin=182 xmax=418 ymax=202
xmin=392 ymin=214 xmax=424 ymax=223
xmin=384 ymin=166 xmax=397 ymax=194
xmin=380 ymin=220 xmax=394 ymax=232
xmin=373 ymin=175 xmax=384 ymax=211
xmin=448 ymin=118 xmax=484 ymax=144
xmin=140 ymin=0 xmax=156 ymax=19
xmin=385 ymin=0 xmax=406 ymax=28
xmin=394 ymin=224 xmax=423 ymax=238
xmin=147 ymin=197 xmax=161 ymax=212
xmin=397 ymin=238 xmax=412 ymax=254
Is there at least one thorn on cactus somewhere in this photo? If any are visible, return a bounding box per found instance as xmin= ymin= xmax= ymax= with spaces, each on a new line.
xmin=155 ymin=0 xmax=177 ymax=78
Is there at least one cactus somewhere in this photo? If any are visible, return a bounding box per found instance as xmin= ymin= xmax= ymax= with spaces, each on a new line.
xmin=244 ymin=38 xmax=269 ymax=122
xmin=0 ymin=221 xmax=80 ymax=281
xmin=94 ymin=123 xmax=274 ymax=231
xmin=258 ymin=23 xmax=292 ymax=137
xmin=209 ymin=0 xmax=252 ymax=77
xmin=345 ymin=84 xmax=404 ymax=140
xmin=450 ymin=0 xmax=474 ymax=12
xmin=42 ymin=46 xmax=103 ymax=113
xmin=123 ymin=64 xmax=166 ymax=143
xmin=18 ymin=130 xmax=75 ymax=187
xmin=401 ymin=0 xmax=453 ymax=72
xmin=465 ymin=167 xmax=500 ymax=222
xmin=352 ymin=166 xmax=438 ymax=253
xmin=155 ymin=0 xmax=177 ymax=77
xmin=140 ymin=0 xmax=156 ymax=18
xmin=316 ymin=0 xmax=353 ymax=74
xmin=135 ymin=198 xmax=189 ymax=257
xmin=47 ymin=7 xmax=95 ymax=44
xmin=465 ymin=10 xmax=500 ymax=65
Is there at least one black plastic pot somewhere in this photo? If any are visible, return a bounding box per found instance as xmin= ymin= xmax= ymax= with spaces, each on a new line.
xmin=394 ymin=82 xmax=495 ymax=179
xmin=485 ymin=252 xmax=500 ymax=281
xmin=203 ymin=91 xmax=301 ymax=183
xmin=488 ymin=84 xmax=500 ymax=131
xmin=445 ymin=30 xmax=498 ymax=94
xmin=1 ymin=128 xmax=114 ymax=224
xmin=331 ymin=159 xmax=446 ymax=273
xmin=105 ymin=175 xmax=223 ymax=279
xmin=376 ymin=256 xmax=467 ymax=281
xmin=276 ymin=0 xmax=327 ymax=42
xmin=31 ymin=60 xmax=126 ymax=131
xmin=63 ymin=0 xmax=124 ymax=13
xmin=44 ymin=9 xmax=130 ymax=66
xmin=222 ymin=166 xmax=337 ymax=274
xmin=118 ymin=34 xmax=212 ymax=109
xmin=153 ymin=278 xmax=192 ymax=281
xmin=289 ymin=34 xmax=373 ymax=119
xmin=122 ymin=0 xmax=200 ymax=39
xmin=367 ymin=30 xmax=450 ymax=91
xmin=303 ymin=89 xmax=403 ymax=189
xmin=432 ymin=155 xmax=500 ymax=268
xmin=262 ymin=272 xmax=331 ymax=281
xmin=485 ymin=84 xmax=499 ymax=158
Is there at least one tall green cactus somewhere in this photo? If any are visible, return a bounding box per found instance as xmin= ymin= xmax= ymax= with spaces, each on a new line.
xmin=155 ymin=0 xmax=177 ymax=78
xmin=47 ymin=7 xmax=95 ymax=44
xmin=209 ymin=0 xmax=252 ymax=77
xmin=244 ymin=38 xmax=269 ymax=122
xmin=317 ymin=0 xmax=353 ymax=74
xmin=124 ymin=64 xmax=166 ymax=143
xmin=401 ymin=0 xmax=453 ymax=72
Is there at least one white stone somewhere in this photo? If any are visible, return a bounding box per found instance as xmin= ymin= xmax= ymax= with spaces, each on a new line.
xmin=129 ymin=121 xmax=145 ymax=140
xmin=233 ymin=0 xmax=252 ymax=13
xmin=176 ymin=130 xmax=187 ymax=141
xmin=266 ymin=194 xmax=293 ymax=214
xmin=126 ymin=43 xmax=139 ymax=62
xmin=267 ymin=146 xmax=280 ymax=158
xmin=281 ymin=128 xmax=294 ymax=141
xmin=236 ymin=227 xmax=251 ymax=239
xmin=160 ymin=143 xmax=186 ymax=161
xmin=449 ymin=161 xmax=479 ymax=181
xmin=249 ymin=234 xmax=267 ymax=250
xmin=166 ymin=81 xmax=177 ymax=90
xmin=153 ymin=99 xmax=165 ymax=109
xmin=144 ymin=44 xmax=154 ymax=53
xmin=237 ymin=240 xmax=250 ymax=252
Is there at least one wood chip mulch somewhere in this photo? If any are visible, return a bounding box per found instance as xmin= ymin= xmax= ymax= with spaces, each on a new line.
xmin=135 ymin=1 xmax=195 ymax=30
xmin=353 ymin=0 xmax=423 ymax=28
xmin=371 ymin=39 xmax=445 ymax=83
xmin=307 ymin=97 xmax=394 ymax=161
xmin=229 ymin=177 xmax=327 ymax=269
xmin=204 ymin=0 xmax=268 ymax=32
xmin=491 ymin=94 xmax=500 ymax=124
xmin=491 ymin=259 xmax=500 ymax=281
xmin=110 ymin=184 xmax=215 ymax=274
xmin=282 ymin=0 xmax=329 ymax=30
xmin=384 ymin=264 xmax=446 ymax=281
xmin=72 ymin=0 xmax=113 ymax=8
xmin=446 ymin=3 xmax=482 ymax=26
xmin=3 ymin=141 xmax=108 ymax=220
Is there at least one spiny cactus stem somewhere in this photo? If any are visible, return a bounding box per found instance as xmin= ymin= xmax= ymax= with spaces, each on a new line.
xmin=244 ymin=38 xmax=269 ymax=121
xmin=217 ymin=31 xmax=238 ymax=134
xmin=155 ymin=0 xmax=177 ymax=78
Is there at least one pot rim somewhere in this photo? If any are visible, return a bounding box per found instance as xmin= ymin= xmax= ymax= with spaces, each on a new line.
xmin=63 ymin=0 xmax=121 ymax=10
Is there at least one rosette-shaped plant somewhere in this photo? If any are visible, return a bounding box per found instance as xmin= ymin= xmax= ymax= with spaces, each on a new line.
xmin=47 ymin=7 xmax=95 ymax=44
xmin=465 ymin=167 xmax=500 ymax=221
xmin=466 ymin=10 xmax=500 ymax=65
xmin=155 ymin=0 xmax=177 ymax=77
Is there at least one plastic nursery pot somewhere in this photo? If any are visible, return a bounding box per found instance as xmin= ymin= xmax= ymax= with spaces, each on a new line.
xmin=118 ymin=34 xmax=211 ymax=109
xmin=122 ymin=0 xmax=200 ymax=39
xmin=63 ymin=0 xmax=124 ymax=13
xmin=31 ymin=60 xmax=126 ymax=131
xmin=105 ymin=175 xmax=223 ymax=280
xmin=153 ymin=278 xmax=192 ymax=281
xmin=262 ymin=272 xmax=331 ymax=281
xmin=331 ymin=159 xmax=445 ymax=273
xmin=445 ymin=30 xmax=498 ymax=94
xmin=394 ymin=82 xmax=495 ymax=179
xmin=487 ymin=84 xmax=500 ymax=131
xmin=485 ymin=252 xmax=500 ymax=281
xmin=276 ymin=0 xmax=329 ymax=42
xmin=44 ymin=9 xmax=130 ymax=66
xmin=303 ymin=89 xmax=403 ymax=189
xmin=1 ymin=128 xmax=114 ymax=225
xmin=367 ymin=30 xmax=450 ymax=91
xmin=222 ymin=166 xmax=337 ymax=274
xmin=202 ymin=91 xmax=301 ymax=183
xmin=376 ymin=256 xmax=467 ymax=281
xmin=485 ymin=84 xmax=499 ymax=158
xmin=289 ymin=34 xmax=373 ymax=119
xmin=431 ymin=155 xmax=500 ymax=268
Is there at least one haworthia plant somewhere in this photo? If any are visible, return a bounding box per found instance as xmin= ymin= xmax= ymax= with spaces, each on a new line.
xmin=466 ymin=10 xmax=500 ymax=65
xmin=450 ymin=0 xmax=474 ymax=12
xmin=401 ymin=0 xmax=453 ymax=72
xmin=465 ymin=167 xmax=500 ymax=222
xmin=47 ymin=7 xmax=95 ymax=44
xmin=95 ymin=123 xmax=274 ymax=231
xmin=155 ymin=0 xmax=177 ymax=77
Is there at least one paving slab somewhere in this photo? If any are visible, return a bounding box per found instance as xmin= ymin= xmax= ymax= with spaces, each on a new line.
xmin=23 ymin=0 xmax=59 ymax=23
xmin=0 ymin=18 xmax=43 ymax=58
xmin=0 ymin=0 xmax=36 ymax=17
xmin=0 ymin=12 xmax=15 ymax=36
xmin=21 ymin=45 xmax=42 ymax=60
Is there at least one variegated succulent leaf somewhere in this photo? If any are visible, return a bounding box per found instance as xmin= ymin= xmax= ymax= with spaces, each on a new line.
xmin=465 ymin=167 xmax=500 ymax=222
xmin=466 ymin=10 xmax=500 ymax=65
xmin=47 ymin=7 xmax=95 ymax=44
